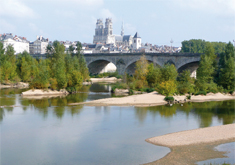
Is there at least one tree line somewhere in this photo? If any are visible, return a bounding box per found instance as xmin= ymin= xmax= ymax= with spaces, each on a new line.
xmin=118 ymin=42 xmax=235 ymax=97
xmin=0 ymin=41 xmax=89 ymax=92
xmin=181 ymin=39 xmax=227 ymax=54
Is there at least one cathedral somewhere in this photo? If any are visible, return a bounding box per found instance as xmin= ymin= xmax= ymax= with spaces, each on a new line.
xmin=93 ymin=18 xmax=141 ymax=49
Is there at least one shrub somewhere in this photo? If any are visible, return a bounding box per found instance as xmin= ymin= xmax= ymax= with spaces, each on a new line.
xmin=186 ymin=95 xmax=191 ymax=99
xmin=129 ymin=89 xmax=134 ymax=95
xmin=111 ymin=82 xmax=128 ymax=93
xmin=157 ymin=80 xmax=177 ymax=96
xmin=164 ymin=96 xmax=174 ymax=101
xmin=195 ymin=91 xmax=207 ymax=95
xmin=142 ymin=87 xmax=155 ymax=93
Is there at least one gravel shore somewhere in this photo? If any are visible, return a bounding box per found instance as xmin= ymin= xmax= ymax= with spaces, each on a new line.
xmin=146 ymin=124 xmax=235 ymax=147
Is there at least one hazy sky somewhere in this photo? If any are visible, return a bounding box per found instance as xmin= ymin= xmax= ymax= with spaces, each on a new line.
xmin=1 ymin=0 xmax=234 ymax=46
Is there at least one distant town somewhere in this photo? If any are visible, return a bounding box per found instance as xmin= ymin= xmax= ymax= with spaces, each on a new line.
xmin=0 ymin=18 xmax=181 ymax=55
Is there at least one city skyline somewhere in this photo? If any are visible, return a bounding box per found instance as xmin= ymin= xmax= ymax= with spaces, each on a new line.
xmin=1 ymin=0 xmax=234 ymax=46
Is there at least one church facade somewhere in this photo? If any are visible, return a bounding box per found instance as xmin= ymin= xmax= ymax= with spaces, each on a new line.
xmin=93 ymin=18 xmax=115 ymax=44
xmin=93 ymin=18 xmax=140 ymax=49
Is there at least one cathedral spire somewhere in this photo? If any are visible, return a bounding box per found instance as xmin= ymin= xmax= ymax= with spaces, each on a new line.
xmin=121 ymin=21 xmax=124 ymax=36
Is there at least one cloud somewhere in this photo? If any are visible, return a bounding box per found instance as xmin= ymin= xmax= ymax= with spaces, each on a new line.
xmin=0 ymin=0 xmax=36 ymax=18
xmin=124 ymin=23 xmax=137 ymax=34
xmin=99 ymin=8 xmax=117 ymax=22
xmin=0 ymin=19 xmax=16 ymax=32
xmin=174 ymin=0 xmax=235 ymax=16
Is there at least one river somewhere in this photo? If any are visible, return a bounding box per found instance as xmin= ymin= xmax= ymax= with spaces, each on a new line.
xmin=0 ymin=84 xmax=234 ymax=165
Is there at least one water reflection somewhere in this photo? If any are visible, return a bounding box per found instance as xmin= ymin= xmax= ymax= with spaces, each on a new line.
xmin=0 ymin=86 xmax=234 ymax=126
xmin=134 ymin=101 xmax=235 ymax=128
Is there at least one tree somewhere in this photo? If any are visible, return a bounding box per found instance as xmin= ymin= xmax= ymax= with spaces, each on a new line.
xmin=177 ymin=70 xmax=194 ymax=94
xmin=55 ymin=58 xmax=67 ymax=89
xmin=30 ymin=59 xmax=50 ymax=89
xmin=218 ymin=42 xmax=235 ymax=90
xmin=159 ymin=64 xmax=178 ymax=83
xmin=1 ymin=45 xmax=17 ymax=82
xmin=158 ymin=80 xmax=177 ymax=96
xmin=20 ymin=57 xmax=31 ymax=82
xmin=146 ymin=63 xmax=161 ymax=87
xmin=134 ymin=54 xmax=149 ymax=81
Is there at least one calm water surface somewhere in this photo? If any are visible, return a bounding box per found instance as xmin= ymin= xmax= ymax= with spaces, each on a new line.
xmin=0 ymin=84 xmax=235 ymax=165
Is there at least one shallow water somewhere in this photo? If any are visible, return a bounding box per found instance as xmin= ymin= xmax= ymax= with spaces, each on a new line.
xmin=0 ymin=85 xmax=235 ymax=165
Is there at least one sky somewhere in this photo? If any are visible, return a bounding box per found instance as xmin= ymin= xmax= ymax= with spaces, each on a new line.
xmin=0 ymin=0 xmax=234 ymax=47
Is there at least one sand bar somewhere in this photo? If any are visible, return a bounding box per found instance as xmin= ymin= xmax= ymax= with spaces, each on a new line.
xmin=90 ymin=77 xmax=121 ymax=83
xmin=69 ymin=91 xmax=235 ymax=106
xmin=146 ymin=124 xmax=235 ymax=147
xmin=22 ymin=89 xmax=68 ymax=96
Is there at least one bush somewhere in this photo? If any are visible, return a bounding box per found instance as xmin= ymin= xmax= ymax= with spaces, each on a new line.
xmin=195 ymin=91 xmax=207 ymax=95
xmin=142 ymin=87 xmax=155 ymax=93
xmin=111 ymin=82 xmax=128 ymax=93
xmin=164 ymin=96 xmax=174 ymax=101
xmin=129 ymin=89 xmax=134 ymax=95
xmin=186 ymin=95 xmax=191 ymax=99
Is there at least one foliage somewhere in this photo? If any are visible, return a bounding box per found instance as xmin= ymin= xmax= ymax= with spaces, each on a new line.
xmin=164 ymin=96 xmax=174 ymax=101
xmin=159 ymin=64 xmax=178 ymax=83
xmin=177 ymin=70 xmax=194 ymax=94
xmin=134 ymin=54 xmax=149 ymax=82
xmin=186 ymin=95 xmax=191 ymax=99
xmin=146 ymin=63 xmax=161 ymax=87
xmin=90 ymin=71 xmax=122 ymax=79
xmin=195 ymin=91 xmax=207 ymax=95
xmin=217 ymin=42 xmax=235 ymax=90
xmin=111 ymin=82 xmax=128 ymax=92
xmin=181 ymin=39 xmax=227 ymax=54
xmin=157 ymin=80 xmax=177 ymax=96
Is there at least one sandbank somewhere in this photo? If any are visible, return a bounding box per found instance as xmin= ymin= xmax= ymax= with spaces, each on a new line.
xmin=68 ymin=91 xmax=235 ymax=106
xmin=146 ymin=124 xmax=235 ymax=147
xmin=21 ymin=89 xmax=68 ymax=96
xmin=90 ymin=77 xmax=121 ymax=83
xmin=145 ymin=124 xmax=235 ymax=165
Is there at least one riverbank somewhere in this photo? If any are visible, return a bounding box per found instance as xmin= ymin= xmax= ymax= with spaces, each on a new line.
xmin=0 ymin=82 xmax=29 ymax=89
xmin=68 ymin=91 xmax=235 ymax=106
xmin=145 ymin=124 xmax=235 ymax=165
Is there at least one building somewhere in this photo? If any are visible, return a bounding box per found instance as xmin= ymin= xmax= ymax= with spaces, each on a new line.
xmin=29 ymin=36 xmax=49 ymax=54
xmin=0 ymin=33 xmax=29 ymax=54
xmin=93 ymin=18 xmax=115 ymax=44
xmin=133 ymin=32 xmax=141 ymax=50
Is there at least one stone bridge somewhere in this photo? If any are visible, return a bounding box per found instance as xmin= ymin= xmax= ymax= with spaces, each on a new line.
xmin=85 ymin=53 xmax=201 ymax=76
xmin=30 ymin=53 xmax=202 ymax=76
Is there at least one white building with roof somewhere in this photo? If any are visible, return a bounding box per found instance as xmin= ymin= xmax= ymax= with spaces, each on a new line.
xmin=133 ymin=32 xmax=141 ymax=50
xmin=29 ymin=36 xmax=49 ymax=54
xmin=0 ymin=33 xmax=29 ymax=54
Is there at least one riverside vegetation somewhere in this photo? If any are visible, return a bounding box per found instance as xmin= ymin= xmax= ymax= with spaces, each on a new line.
xmin=111 ymin=41 xmax=235 ymax=100
xmin=0 ymin=41 xmax=89 ymax=93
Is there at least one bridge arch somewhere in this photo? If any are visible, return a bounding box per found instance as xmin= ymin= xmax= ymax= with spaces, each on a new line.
xmin=124 ymin=57 xmax=161 ymax=75
xmin=177 ymin=61 xmax=199 ymax=78
xmin=87 ymin=58 xmax=116 ymax=75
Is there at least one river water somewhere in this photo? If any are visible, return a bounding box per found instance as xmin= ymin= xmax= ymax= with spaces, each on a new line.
xmin=0 ymin=84 xmax=234 ymax=165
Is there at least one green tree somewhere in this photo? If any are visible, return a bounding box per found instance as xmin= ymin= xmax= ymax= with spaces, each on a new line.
xmin=30 ymin=59 xmax=50 ymax=89
xmin=1 ymin=45 xmax=17 ymax=82
xmin=158 ymin=80 xmax=177 ymax=96
xmin=134 ymin=55 xmax=149 ymax=81
xmin=146 ymin=63 xmax=161 ymax=87
xmin=177 ymin=70 xmax=194 ymax=94
xmin=159 ymin=64 xmax=178 ymax=83
xmin=218 ymin=42 xmax=235 ymax=90
xmin=20 ymin=57 xmax=31 ymax=82
xmin=55 ymin=58 xmax=67 ymax=89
